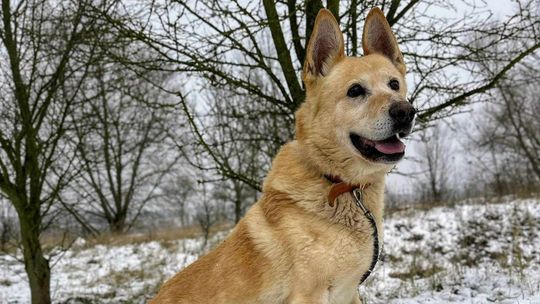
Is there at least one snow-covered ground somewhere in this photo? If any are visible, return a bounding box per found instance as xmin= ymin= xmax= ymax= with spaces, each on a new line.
xmin=362 ymin=197 xmax=540 ymax=304
xmin=1 ymin=198 xmax=539 ymax=303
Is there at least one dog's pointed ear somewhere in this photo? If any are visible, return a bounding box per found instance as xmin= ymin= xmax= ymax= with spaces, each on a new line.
xmin=303 ymin=9 xmax=345 ymax=81
xmin=362 ymin=7 xmax=406 ymax=75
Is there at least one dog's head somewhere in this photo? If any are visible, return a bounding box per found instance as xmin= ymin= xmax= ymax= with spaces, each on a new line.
xmin=296 ymin=8 xmax=415 ymax=181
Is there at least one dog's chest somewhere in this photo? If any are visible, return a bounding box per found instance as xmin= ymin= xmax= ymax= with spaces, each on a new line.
xmin=322 ymin=194 xmax=381 ymax=283
xmin=290 ymin=217 xmax=375 ymax=304
xmin=328 ymin=234 xmax=371 ymax=280
xmin=297 ymin=195 xmax=381 ymax=280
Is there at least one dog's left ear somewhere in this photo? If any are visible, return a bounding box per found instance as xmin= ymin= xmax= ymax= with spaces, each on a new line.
xmin=303 ymin=9 xmax=345 ymax=82
xmin=362 ymin=7 xmax=406 ymax=75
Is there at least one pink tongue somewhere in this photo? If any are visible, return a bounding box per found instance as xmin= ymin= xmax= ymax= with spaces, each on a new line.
xmin=374 ymin=141 xmax=405 ymax=154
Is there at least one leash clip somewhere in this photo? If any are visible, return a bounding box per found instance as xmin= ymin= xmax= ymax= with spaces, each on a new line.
xmin=353 ymin=188 xmax=376 ymax=222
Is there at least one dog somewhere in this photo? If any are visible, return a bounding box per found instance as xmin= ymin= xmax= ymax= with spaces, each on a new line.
xmin=151 ymin=7 xmax=415 ymax=304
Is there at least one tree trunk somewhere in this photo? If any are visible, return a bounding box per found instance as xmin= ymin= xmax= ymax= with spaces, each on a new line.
xmin=110 ymin=213 xmax=126 ymax=233
xmin=305 ymin=0 xmax=324 ymax=45
xmin=326 ymin=0 xmax=339 ymax=20
xmin=19 ymin=211 xmax=51 ymax=304
xmin=234 ymin=199 xmax=241 ymax=224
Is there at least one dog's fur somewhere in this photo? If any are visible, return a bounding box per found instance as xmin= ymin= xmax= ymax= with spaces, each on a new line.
xmin=151 ymin=7 xmax=412 ymax=304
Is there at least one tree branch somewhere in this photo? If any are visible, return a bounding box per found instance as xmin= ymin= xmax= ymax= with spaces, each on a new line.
xmin=419 ymin=42 xmax=540 ymax=121
xmin=263 ymin=0 xmax=305 ymax=109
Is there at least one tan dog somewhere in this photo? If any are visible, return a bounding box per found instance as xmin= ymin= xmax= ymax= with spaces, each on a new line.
xmin=151 ymin=7 xmax=415 ymax=304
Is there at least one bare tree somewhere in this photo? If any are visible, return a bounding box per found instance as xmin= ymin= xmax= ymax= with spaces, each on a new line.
xmin=494 ymin=81 xmax=540 ymax=182
xmin=473 ymin=60 xmax=540 ymax=194
xmin=212 ymin=178 xmax=258 ymax=224
xmin=160 ymin=171 xmax=194 ymax=227
xmin=98 ymin=0 xmax=539 ymax=191
xmin=63 ymin=58 xmax=179 ymax=234
xmin=0 ymin=1 xmax=103 ymax=302
xmin=415 ymin=125 xmax=453 ymax=203
xmin=196 ymin=184 xmax=222 ymax=249
xmin=201 ymin=88 xmax=267 ymax=222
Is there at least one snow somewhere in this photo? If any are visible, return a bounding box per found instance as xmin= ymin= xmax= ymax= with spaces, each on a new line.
xmin=362 ymin=198 xmax=540 ymax=303
xmin=1 ymin=198 xmax=539 ymax=303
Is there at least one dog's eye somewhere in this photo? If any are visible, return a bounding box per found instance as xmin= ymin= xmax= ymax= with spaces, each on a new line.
xmin=347 ymin=84 xmax=366 ymax=98
xmin=388 ymin=79 xmax=400 ymax=91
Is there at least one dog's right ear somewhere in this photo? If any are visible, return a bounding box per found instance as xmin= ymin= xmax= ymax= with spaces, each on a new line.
xmin=362 ymin=7 xmax=406 ymax=75
xmin=303 ymin=9 xmax=345 ymax=82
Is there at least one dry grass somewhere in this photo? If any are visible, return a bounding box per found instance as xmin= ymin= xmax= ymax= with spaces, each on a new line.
xmin=386 ymin=192 xmax=540 ymax=216
xmin=86 ymin=222 xmax=233 ymax=247
xmin=35 ymin=222 xmax=234 ymax=252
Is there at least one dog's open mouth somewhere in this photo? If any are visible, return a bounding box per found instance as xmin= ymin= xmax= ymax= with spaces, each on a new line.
xmin=350 ymin=133 xmax=405 ymax=163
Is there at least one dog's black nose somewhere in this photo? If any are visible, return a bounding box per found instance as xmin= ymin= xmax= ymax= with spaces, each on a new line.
xmin=389 ymin=102 xmax=416 ymax=125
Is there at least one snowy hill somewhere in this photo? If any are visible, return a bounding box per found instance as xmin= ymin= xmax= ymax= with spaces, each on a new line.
xmin=1 ymin=198 xmax=539 ymax=303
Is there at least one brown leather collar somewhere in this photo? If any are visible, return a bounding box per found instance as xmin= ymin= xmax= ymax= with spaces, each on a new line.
xmin=324 ymin=175 xmax=371 ymax=207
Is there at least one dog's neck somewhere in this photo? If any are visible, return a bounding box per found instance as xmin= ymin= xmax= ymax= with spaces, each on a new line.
xmin=262 ymin=141 xmax=386 ymax=218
